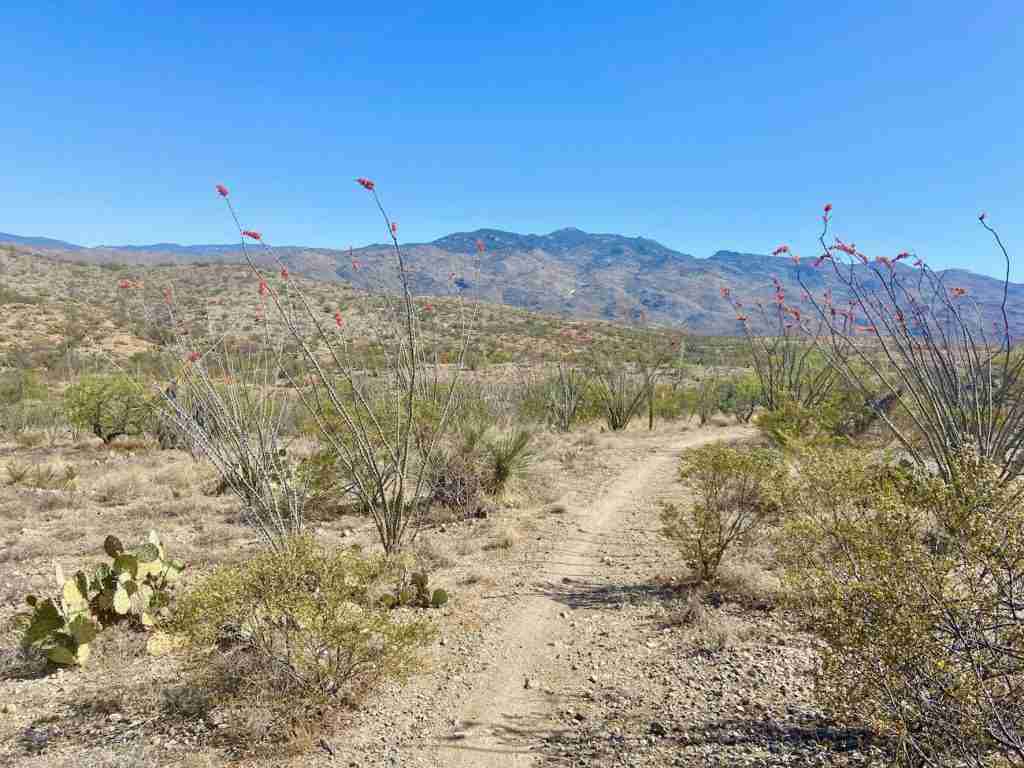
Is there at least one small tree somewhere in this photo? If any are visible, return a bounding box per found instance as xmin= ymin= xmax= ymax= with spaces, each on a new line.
xmin=661 ymin=443 xmax=782 ymax=582
xmin=683 ymin=366 xmax=723 ymax=426
xmin=64 ymin=374 xmax=152 ymax=444
xmin=718 ymin=372 xmax=761 ymax=423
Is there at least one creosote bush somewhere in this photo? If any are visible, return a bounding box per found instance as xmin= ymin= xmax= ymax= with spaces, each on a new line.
xmin=171 ymin=535 xmax=434 ymax=726
xmin=780 ymin=446 xmax=1024 ymax=767
xmin=661 ymin=443 xmax=782 ymax=582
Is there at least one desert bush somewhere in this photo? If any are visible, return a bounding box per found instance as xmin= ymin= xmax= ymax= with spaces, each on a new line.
xmin=544 ymin=364 xmax=589 ymax=432
xmin=661 ymin=443 xmax=782 ymax=582
xmin=590 ymin=363 xmax=648 ymax=431
xmin=0 ymin=368 xmax=47 ymax=405
xmin=64 ymin=374 xmax=153 ymax=444
xmin=483 ymin=428 xmax=534 ymax=495
xmin=681 ymin=367 xmax=723 ymax=426
xmin=754 ymin=375 xmax=882 ymax=451
xmin=718 ymin=372 xmax=761 ymax=423
xmin=780 ymin=446 xmax=1024 ymax=766
xmin=171 ymin=536 xmax=434 ymax=722
xmin=428 ymin=450 xmax=485 ymax=517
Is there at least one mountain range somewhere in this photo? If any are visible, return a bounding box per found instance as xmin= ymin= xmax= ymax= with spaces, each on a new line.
xmin=2 ymin=228 xmax=1020 ymax=336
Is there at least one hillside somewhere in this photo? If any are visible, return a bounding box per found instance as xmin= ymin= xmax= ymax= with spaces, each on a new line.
xmin=0 ymin=244 xmax=703 ymax=372
xmin=2 ymin=227 xmax=1021 ymax=336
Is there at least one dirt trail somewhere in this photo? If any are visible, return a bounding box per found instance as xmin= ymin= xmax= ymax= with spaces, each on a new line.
xmin=412 ymin=425 xmax=755 ymax=767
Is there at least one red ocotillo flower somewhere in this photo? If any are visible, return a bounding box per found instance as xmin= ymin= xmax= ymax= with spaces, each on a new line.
xmin=356 ymin=178 xmax=375 ymax=191
xmin=118 ymin=279 xmax=132 ymax=289
xmin=772 ymin=245 xmax=790 ymax=256
xmin=258 ymin=279 xmax=268 ymax=296
xmin=791 ymin=253 xmax=800 ymax=266
xmin=876 ymin=255 xmax=893 ymax=270
xmin=390 ymin=221 xmax=398 ymax=235
xmin=280 ymin=266 xmax=289 ymax=281
xmin=951 ymin=287 xmax=967 ymax=298
xmin=719 ymin=286 xmax=731 ymax=298
xmin=187 ymin=351 xmax=200 ymax=363
xmin=352 ymin=259 xmax=360 ymax=271
xmin=833 ymin=238 xmax=858 ymax=258
xmin=979 ymin=211 xmax=987 ymax=222
xmin=913 ymin=258 xmax=925 ymax=268
xmin=736 ymin=314 xmax=748 ymax=322
xmin=424 ymin=303 xmax=434 ymax=313
xmin=823 ymin=203 xmax=832 ymax=215
xmin=895 ymin=251 xmax=911 ymax=262
xmin=163 ymin=287 xmax=173 ymax=305
xmin=476 ymin=239 xmax=486 ymax=254
xmin=216 ymin=184 xmax=229 ymax=197
xmin=334 ymin=311 xmax=344 ymax=328
xmin=242 ymin=230 xmax=262 ymax=241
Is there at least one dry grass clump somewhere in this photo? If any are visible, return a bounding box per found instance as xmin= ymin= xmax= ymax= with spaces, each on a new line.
xmin=92 ymin=468 xmax=145 ymax=506
xmin=483 ymin=521 xmax=521 ymax=552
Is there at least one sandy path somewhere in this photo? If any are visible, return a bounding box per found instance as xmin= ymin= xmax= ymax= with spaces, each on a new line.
xmin=408 ymin=425 xmax=754 ymax=767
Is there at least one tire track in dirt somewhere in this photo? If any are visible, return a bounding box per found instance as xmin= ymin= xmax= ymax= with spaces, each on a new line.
xmin=411 ymin=425 xmax=755 ymax=767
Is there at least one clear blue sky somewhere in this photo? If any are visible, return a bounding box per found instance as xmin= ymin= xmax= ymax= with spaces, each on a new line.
xmin=2 ymin=1 xmax=1021 ymax=278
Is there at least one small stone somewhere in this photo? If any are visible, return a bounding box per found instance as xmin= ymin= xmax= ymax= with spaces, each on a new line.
xmin=2 ymin=703 xmax=15 ymax=714
xmin=649 ymin=721 xmax=668 ymax=737
xmin=524 ymin=677 xmax=534 ymax=690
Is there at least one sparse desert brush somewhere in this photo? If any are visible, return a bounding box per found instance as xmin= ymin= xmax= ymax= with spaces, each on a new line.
xmin=171 ymin=535 xmax=434 ymax=734
xmin=662 ymin=442 xmax=783 ymax=583
xmin=92 ymin=468 xmax=144 ymax=506
xmin=483 ymin=521 xmax=520 ymax=552
xmin=780 ymin=445 xmax=1024 ymax=766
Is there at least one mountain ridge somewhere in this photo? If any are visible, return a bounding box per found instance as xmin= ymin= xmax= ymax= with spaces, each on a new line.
xmin=2 ymin=227 xmax=1019 ymax=336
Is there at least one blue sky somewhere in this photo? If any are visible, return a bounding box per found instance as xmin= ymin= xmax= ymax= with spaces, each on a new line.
xmin=2 ymin=1 xmax=1021 ymax=278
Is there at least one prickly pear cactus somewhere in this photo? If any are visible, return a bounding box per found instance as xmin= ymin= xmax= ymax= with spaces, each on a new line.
xmin=21 ymin=569 xmax=101 ymax=667
xmin=18 ymin=529 xmax=185 ymax=668
xmin=380 ymin=569 xmax=450 ymax=610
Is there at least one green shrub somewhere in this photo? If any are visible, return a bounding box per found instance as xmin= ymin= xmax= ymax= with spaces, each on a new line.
xmin=0 ymin=369 xmax=47 ymax=405
xmin=681 ymin=370 xmax=723 ymax=426
xmin=718 ymin=373 xmax=761 ymax=423
xmin=484 ymin=428 xmax=534 ymax=495
xmin=171 ymin=536 xmax=434 ymax=714
xmin=64 ymin=374 xmax=153 ymax=444
xmin=780 ymin=446 xmax=1024 ymax=766
xmin=661 ymin=443 xmax=782 ymax=582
